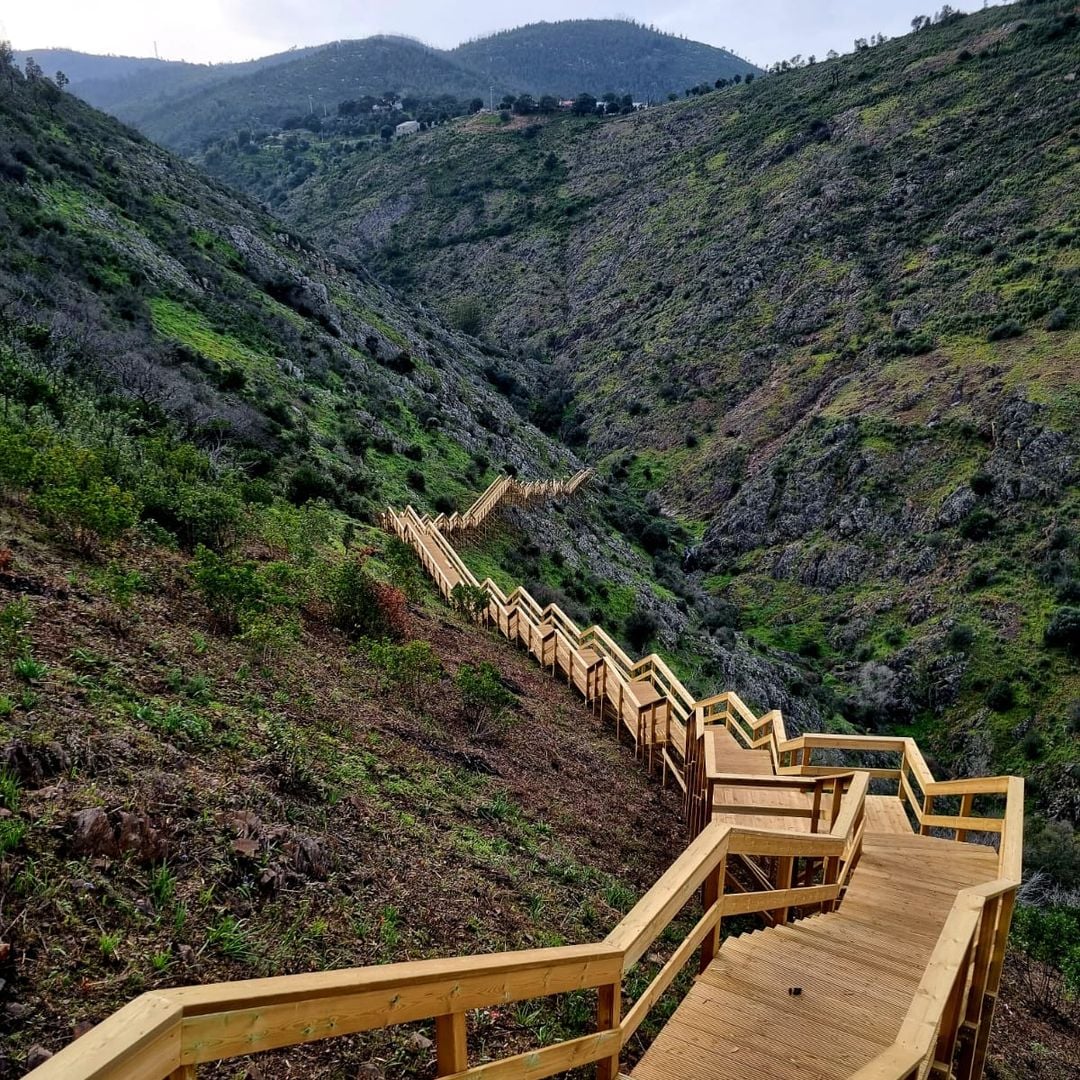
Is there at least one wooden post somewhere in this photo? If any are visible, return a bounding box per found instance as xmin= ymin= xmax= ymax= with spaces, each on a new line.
xmin=955 ymin=792 xmax=975 ymax=842
xmin=700 ymin=855 xmax=726 ymax=973
xmin=920 ymin=793 xmax=934 ymax=836
xmin=169 ymin=1068 xmax=197 ymax=1080
xmin=773 ymin=856 xmax=794 ymax=924
xmin=435 ymin=1012 xmax=468 ymax=1075
xmin=956 ymin=896 xmax=998 ymax=1080
xmin=822 ymin=855 xmax=840 ymax=912
xmin=968 ymin=890 xmax=1015 ymax=1080
xmin=595 ymin=982 xmax=621 ymax=1080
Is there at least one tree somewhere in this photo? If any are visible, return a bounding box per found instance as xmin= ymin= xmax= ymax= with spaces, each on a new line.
xmin=468 ymin=97 xmax=484 ymax=114
xmin=24 ymin=55 xmax=43 ymax=80
xmin=538 ymin=94 xmax=558 ymax=114
xmin=380 ymin=125 xmax=393 ymax=142
xmin=911 ymin=15 xmax=930 ymax=31
xmin=571 ymin=93 xmax=597 ymax=116
xmin=745 ymin=73 xmax=755 ymax=85
xmin=512 ymin=93 xmax=536 ymax=115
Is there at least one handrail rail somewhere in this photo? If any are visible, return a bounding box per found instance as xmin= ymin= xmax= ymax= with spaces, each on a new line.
xmin=375 ymin=475 xmax=1022 ymax=1080
xmin=28 ymin=801 xmax=877 ymax=1080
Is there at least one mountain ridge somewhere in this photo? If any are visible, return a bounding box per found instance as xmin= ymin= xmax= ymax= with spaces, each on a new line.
xmin=15 ymin=22 xmax=758 ymax=152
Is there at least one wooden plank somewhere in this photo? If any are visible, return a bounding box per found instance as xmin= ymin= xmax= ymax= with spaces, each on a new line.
xmin=444 ymin=1029 xmax=621 ymax=1080
xmin=25 ymin=994 xmax=182 ymax=1080
xmin=177 ymin=946 xmax=622 ymax=1064
xmin=722 ymin=883 xmax=837 ymax=918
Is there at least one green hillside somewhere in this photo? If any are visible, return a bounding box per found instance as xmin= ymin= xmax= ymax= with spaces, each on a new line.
xmin=20 ymin=22 xmax=759 ymax=156
xmin=121 ymin=37 xmax=494 ymax=154
xmin=449 ymin=19 xmax=756 ymax=99
xmin=284 ymin=2 xmax=1080 ymax=801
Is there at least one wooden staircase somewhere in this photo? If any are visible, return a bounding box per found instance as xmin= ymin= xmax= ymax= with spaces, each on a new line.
xmin=26 ymin=472 xmax=1022 ymax=1080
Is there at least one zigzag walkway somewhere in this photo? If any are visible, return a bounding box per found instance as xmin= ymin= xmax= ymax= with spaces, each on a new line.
xmin=28 ymin=472 xmax=1022 ymax=1080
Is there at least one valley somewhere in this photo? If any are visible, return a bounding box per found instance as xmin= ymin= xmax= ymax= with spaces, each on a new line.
xmin=1 ymin=4 xmax=1078 ymax=1078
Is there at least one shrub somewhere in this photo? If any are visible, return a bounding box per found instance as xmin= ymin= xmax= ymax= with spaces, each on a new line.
xmin=366 ymin=639 xmax=442 ymax=708
xmin=239 ymin=609 xmax=301 ymax=663
xmin=450 ymin=582 xmax=490 ymax=621
xmin=286 ymin=465 xmax=338 ymax=506
xmin=330 ymin=560 xmax=405 ymax=640
xmin=1021 ymin=730 xmax=1045 ymax=760
xmin=455 ymin=661 xmax=515 ymax=738
xmin=405 ymin=469 xmax=426 ymax=493
xmin=625 ymin=609 xmax=659 ymax=653
xmin=969 ymin=471 xmax=995 ymax=496
xmin=964 ymin=564 xmax=995 ymax=591
xmin=1024 ymin=817 xmax=1080 ymax=891
xmin=1011 ymin=905 xmax=1080 ymax=1013
xmin=173 ymin=484 xmax=246 ymax=551
xmin=191 ymin=546 xmax=266 ymax=634
xmin=1044 ymin=606 xmax=1080 ymax=656
xmin=987 ymin=319 xmax=1023 ymax=342
xmin=985 ymin=680 xmax=1015 ymax=712
xmin=1045 ymin=307 xmax=1069 ymax=331
xmin=958 ymin=507 xmax=996 ymax=541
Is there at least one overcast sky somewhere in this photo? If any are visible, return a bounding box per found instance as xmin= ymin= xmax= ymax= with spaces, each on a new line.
xmin=3 ymin=0 xmax=1004 ymax=68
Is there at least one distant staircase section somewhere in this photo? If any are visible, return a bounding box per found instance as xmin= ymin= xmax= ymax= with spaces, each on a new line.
xmin=26 ymin=472 xmax=1022 ymax=1080
xmin=422 ymin=468 xmax=592 ymax=536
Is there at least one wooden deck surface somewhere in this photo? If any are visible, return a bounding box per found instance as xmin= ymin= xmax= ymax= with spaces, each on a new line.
xmin=631 ymin=833 xmax=1000 ymax=1080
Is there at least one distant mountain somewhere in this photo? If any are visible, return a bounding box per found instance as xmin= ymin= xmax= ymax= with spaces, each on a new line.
xmin=450 ymin=19 xmax=756 ymax=99
xmin=99 ymin=37 xmax=498 ymax=153
xmin=13 ymin=46 xmax=323 ymax=128
xmin=15 ymin=22 xmax=760 ymax=153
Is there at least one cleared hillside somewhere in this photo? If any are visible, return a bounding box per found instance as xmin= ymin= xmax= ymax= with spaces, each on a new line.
xmin=286 ymin=3 xmax=1080 ymax=801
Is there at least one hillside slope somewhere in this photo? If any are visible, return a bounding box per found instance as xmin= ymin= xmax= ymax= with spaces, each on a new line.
xmin=286 ymin=2 xmax=1080 ymax=797
xmin=0 ymin=61 xmax=583 ymax=519
xmin=20 ymin=21 xmax=758 ymax=155
xmin=449 ymin=19 xmax=756 ymax=99
xmin=127 ymin=37 xmax=496 ymax=153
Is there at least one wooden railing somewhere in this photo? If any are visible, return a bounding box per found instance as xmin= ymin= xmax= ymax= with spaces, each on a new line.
xmin=28 ymin=805 xmax=876 ymax=1080
xmin=383 ymin=474 xmax=1024 ymax=1080
xmin=27 ymin=474 xmax=1021 ymax=1080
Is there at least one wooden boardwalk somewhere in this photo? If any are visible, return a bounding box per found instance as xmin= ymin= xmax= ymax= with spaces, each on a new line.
xmin=28 ymin=472 xmax=1022 ymax=1080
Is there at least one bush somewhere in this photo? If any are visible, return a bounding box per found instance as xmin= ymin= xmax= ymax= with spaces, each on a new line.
xmin=958 ymin=507 xmax=996 ymax=541
xmin=286 ymin=465 xmax=338 ymax=506
xmin=455 ymin=661 xmax=515 ymax=738
xmin=1011 ymin=905 xmax=1080 ymax=1014
xmin=172 ymin=484 xmax=246 ymax=551
xmin=1045 ymin=307 xmax=1069 ymax=332
xmin=1025 ymin=817 xmax=1080 ymax=891
xmin=987 ymin=319 xmax=1023 ymax=342
xmin=330 ymin=560 xmax=406 ymax=640
xmin=450 ymin=582 xmax=490 ymax=621
xmin=366 ymin=639 xmax=442 ymax=708
xmin=969 ymin=471 xmax=995 ymax=496
xmin=191 ymin=547 xmax=266 ymax=634
xmin=1044 ymin=606 xmax=1080 ymax=656
xmin=35 ymin=475 xmax=137 ymax=554
xmin=31 ymin=444 xmax=137 ymax=554
xmin=625 ymin=609 xmax=659 ymax=653
xmin=985 ymin=680 xmax=1015 ymax=712
xmin=947 ymin=623 xmax=976 ymax=652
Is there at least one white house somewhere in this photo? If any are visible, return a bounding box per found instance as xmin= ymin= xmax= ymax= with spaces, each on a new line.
xmin=395 ymin=120 xmax=421 ymax=138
